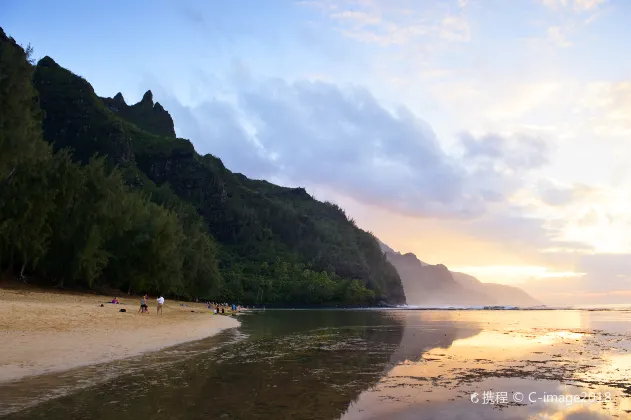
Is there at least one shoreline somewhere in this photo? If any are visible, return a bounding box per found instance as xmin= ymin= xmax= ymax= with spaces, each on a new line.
xmin=0 ymin=286 xmax=240 ymax=383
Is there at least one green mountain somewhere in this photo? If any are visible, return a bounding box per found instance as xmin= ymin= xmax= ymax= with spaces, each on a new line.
xmin=0 ymin=27 xmax=405 ymax=305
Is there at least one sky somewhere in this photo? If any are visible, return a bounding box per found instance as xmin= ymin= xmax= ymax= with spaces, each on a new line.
xmin=4 ymin=0 xmax=631 ymax=304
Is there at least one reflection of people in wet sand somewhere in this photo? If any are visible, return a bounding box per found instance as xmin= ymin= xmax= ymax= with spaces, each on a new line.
xmin=156 ymin=295 xmax=164 ymax=315
xmin=138 ymin=294 xmax=149 ymax=313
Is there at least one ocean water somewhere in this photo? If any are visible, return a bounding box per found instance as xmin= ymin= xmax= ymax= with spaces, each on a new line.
xmin=401 ymin=303 xmax=631 ymax=311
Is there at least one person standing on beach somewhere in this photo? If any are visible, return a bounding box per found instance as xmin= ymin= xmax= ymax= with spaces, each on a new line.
xmin=139 ymin=294 xmax=148 ymax=313
xmin=157 ymin=295 xmax=164 ymax=315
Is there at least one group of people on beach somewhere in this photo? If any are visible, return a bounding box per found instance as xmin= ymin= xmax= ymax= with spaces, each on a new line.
xmin=109 ymin=295 xmax=242 ymax=316
xmin=109 ymin=295 xmax=163 ymax=314
xmin=206 ymin=301 xmax=242 ymax=314
xmin=136 ymin=294 xmax=164 ymax=315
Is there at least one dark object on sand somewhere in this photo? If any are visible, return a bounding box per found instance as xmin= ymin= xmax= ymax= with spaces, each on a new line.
xmin=119 ymin=308 xmax=126 ymax=312
xmin=100 ymin=304 xmax=104 ymax=307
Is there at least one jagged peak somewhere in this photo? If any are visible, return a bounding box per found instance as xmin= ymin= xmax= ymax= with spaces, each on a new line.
xmin=293 ymin=187 xmax=310 ymax=197
xmin=113 ymin=92 xmax=126 ymax=105
xmin=37 ymin=56 xmax=59 ymax=68
xmin=154 ymin=102 xmax=165 ymax=112
xmin=140 ymin=90 xmax=153 ymax=106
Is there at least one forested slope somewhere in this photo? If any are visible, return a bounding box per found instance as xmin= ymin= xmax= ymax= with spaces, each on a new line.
xmin=0 ymin=28 xmax=406 ymax=305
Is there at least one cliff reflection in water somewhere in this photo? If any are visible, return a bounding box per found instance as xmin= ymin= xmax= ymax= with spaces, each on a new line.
xmin=2 ymin=310 xmax=482 ymax=420
xmin=341 ymin=310 xmax=631 ymax=420
xmin=387 ymin=311 xmax=482 ymax=366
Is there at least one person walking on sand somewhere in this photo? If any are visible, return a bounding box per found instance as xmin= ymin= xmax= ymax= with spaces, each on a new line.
xmin=157 ymin=295 xmax=164 ymax=315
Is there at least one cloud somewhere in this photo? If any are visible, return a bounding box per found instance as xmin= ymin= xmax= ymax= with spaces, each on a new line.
xmin=521 ymin=252 xmax=631 ymax=304
xmin=142 ymin=68 xmax=615 ymax=275
xmin=149 ymin=73 xmax=556 ymax=224
xmin=329 ymin=10 xmax=381 ymax=26
xmin=530 ymin=0 xmax=607 ymax=50
xmin=462 ymin=207 xmax=593 ymax=253
xmin=538 ymin=0 xmax=606 ymax=13
xmin=299 ymin=0 xmax=471 ymax=46
xmin=429 ymin=81 xmax=564 ymax=122
xmin=575 ymin=81 xmax=631 ymax=137
xmin=570 ymin=0 xmax=606 ymax=12
xmin=546 ymin=25 xmax=573 ymax=47
xmin=578 ymin=253 xmax=631 ymax=277
xmin=536 ymin=180 xmax=597 ymax=207
xmin=440 ymin=15 xmax=470 ymax=42
xmin=459 ymin=132 xmax=549 ymax=170
xmin=531 ymin=184 xmax=631 ymax=254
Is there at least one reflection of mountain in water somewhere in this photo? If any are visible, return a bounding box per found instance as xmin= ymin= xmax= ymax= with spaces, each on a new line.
xmin=339 ymin=312 xmax=483 ymax=420
xmin=388 ymin=314 xmax=482 ymax=366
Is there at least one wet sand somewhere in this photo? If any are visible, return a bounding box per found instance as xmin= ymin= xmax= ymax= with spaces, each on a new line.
xmin=0 ymin=286 xmax=239 ymax=383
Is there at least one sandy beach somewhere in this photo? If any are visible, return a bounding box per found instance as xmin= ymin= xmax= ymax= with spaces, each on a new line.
xmin=0 ymin=286 xmax=240 ymax=383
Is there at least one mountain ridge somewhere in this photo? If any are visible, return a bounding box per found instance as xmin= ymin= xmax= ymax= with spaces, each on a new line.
xmin=27 ymin=48 xmax=406 ymax=305
xmin=379 ymin=239 xmax=541 ymax=306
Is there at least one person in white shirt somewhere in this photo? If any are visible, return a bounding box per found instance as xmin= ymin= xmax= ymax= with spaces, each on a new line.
xmin=157 ymin=296 xmax=165 ymax=315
